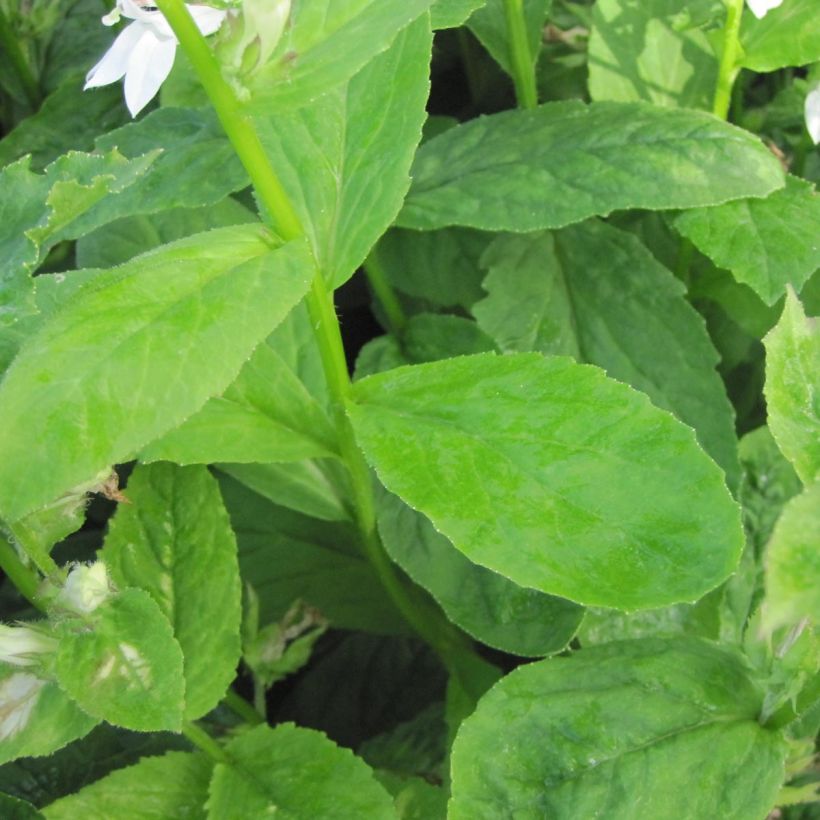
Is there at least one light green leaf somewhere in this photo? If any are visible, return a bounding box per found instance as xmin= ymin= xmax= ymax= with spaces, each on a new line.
xmin=219 ymin=474 xmax=408 ymax=635
xmin=449 ymin=638 xmax=787 ymax=819
xmin=398 ymin=101 xmax=784 ymax=232
xmin=763 ymin=289 xmax=820 ymax=484
xmin=377 ymin=491 xmax=582 ymax=656
xmin=55 ymin=588 xmax=185 ymax=732
xmin=42 ymin=751 xmax=210 ymax=820
xmin=140 ymin=339 xmax=338 ymax=465
xmin=102 ymin=464 xmax=242 ymax=721
xmin=431 ymin=0 xmax=486 ymax=29
xmin=206 ymin=723 xmax=394 ymax=819
xmin=763 ymin=481 xmax=820 ymax=631
xmin=349 ymin=353 xmax=744 ymax=610
xmin=740 ymin=0 xmax=820 ymax=72
xmin=674 ymin=176 xmax=820 ymax=306
xmin=472 ymin=222 xmax=740 ymax=488
xmin=247 ymin=0 xmax=435 ymax=113
xmin=0 ymin=666 xmax=98 ymax=766
xmin=468 ymin=0 xmax=552 ymax=78
xmin=588 ymin=0 xmax=718 ymax=109
xmin=41 ymin=750 xmax=209 ymax=819
xmin=0 ymin=227 xmax=313 ymax=521
xmin=256 ymin=16 xmax=431 ymax=286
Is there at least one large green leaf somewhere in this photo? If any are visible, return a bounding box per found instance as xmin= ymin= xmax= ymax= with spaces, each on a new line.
xmin=0 ymin=227 xmax=313 ymax=521
xmin=256 ymin=16 xmax=431 ymax=286
xmin=140 ymin=339 xmax=338 ymax=465
xmin=588 ymin=0 xmax=718 ymax=109
xmin=348 ymin=353 xmax=743 ymax=610
xmin=0 ymin=667 xmax=98 ymax=766
xmin=763 ymin=289 xmax=820 ymax=484
xmin=740 ymin=0 xmax=820 ymax=72
xmin=218 ymin=474 xmax=408 ymax=635
xmin=42 ymin=751 xmax=210 ymax=820
xmin=102 ymin=464 xmax=242 ymax=721
xmin=431 ymin=0 xmax=486 ymax=29
xmin=377 ymin=491 xmax=583 ymax=656
xmin=472 ymin=222 xmax=740 ymax=488
xmin=467 ymin=0 xmax=552 ymax=78
xmin=674 ymin=176 xmax=820 ymax=306
xmin=206 ymin=724 xmax=394 ymax=819
xmin=246 ymin=0 xmax=435 ymax=113
xmin=449 ymin=638 xmax=787 ymax=819
xmin=398 ymin=101 xmax=784 ymax=232
xmin=763 ymin=481 xmax=820 ymax=631
xmin=55 ymin=588 xmax=185 ymax=732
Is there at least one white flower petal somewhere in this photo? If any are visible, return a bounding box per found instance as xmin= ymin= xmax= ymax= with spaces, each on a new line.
xmin=0 ymin=673 xmax=45 ymax=741
xmin=805 ymin=87 xmax=820 ymax=145
xmin=745 ymin=0 xmax=784 ymax=19
xmin=188 ymin=4 xmax=227 ymax=36
xmin=123 ymin=33 xmax=177 ymax=116
xmin=84 ymin=22 xmax=147 ymax=88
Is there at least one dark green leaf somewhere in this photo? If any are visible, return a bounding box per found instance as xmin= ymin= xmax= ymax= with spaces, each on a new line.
xmin=740 ymin=0 xmax=820 ymax=72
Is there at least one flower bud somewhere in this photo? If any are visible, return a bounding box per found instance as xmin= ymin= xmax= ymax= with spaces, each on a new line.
xmin=58 ymin=561 xmax=112 ymax=615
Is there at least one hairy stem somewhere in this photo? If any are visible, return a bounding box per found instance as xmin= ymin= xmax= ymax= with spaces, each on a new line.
xmin=712 ymin=0 xmax=744 ymax=120
xmin=0 ymin=537 xmax=45 ymax=611
xmin=503 ymin=0 xmax=538 ymax=109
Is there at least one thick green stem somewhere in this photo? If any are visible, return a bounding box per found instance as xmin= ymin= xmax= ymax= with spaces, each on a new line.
xmin=0 ymin=538 xmax=45 ymax=611
xmin=182 ymin=721 xmax=231 ymax=763
xmin=0 ymin=8 xmax=41 ymax=109
xmin=712 ymin=0 xmax=744 ymax=120
xmin=363 ymin=247 xmax=407 ymax=334
xmin=503 ymin=0 xmax=538 ymax=109
xmin=156 ymin=0 xmax=482 ymax=673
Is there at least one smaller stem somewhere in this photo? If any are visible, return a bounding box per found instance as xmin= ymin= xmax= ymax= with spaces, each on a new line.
xmin=675 ymin=237 xmax=695 ymax=289
xmin=182 ymin=722 xmax=230 ymax=764
xmin=503 ymin=0 xmax=538 ymax=109
xmin=0 ymin=8 xmax=41 ymax=110
xmin=712 ymin=0 xmax=744 ymax=120
xmin=224 ymin=689 xmax=264 ymax=725
xmin=363 ymin=248 xmax=407 ymax=335
xmin=0 ymin=538 xmax=45 ymax=611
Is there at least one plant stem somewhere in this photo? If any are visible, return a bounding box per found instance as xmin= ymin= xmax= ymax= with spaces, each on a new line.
xmin=712 ymin=0 xmax=744 ymax=120
xmin=0 ymin=8 xmax=41 ymax=110
xmin=0 ymin=537 xmax=45 ymax=611
xmin=156 ymin=0 xmax=483 ymax=673
xmin=503 ymin=0 xmax=538 ymax=109
xmin=182 ymin=721 xmax=231 ymax=763
xmin=363 ymin=247 xmax=407 ymax=334
xmin=224 ymin=689 xmax=264 ymax=725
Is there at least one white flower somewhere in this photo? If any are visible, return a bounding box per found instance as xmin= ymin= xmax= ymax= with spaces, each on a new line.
xmin=745 ymin=0 xmax=784 ymax=19
xmin=0 ymin=673 xmax=45 ymax=741
xmin=0 ymin=625 xmax=57 ymax=667
xmin=805 ymin=86 xmax=820 ymax=145
xmin=84 ymin=0 xmax=226 ymax=117
xmin=58 ymin=561 xmax=112 ymax=614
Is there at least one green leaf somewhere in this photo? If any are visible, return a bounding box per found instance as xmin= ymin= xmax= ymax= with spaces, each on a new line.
xmin=472 ymin=222 xmax=740 ymax=488
xmin=588 ymin=0 xmax=718 ymax=109
xmin=468 ymin=0 xmax=552 ymax=78
xmin=140 ymin=338 xmax=338 ymax=465
xmin=0 ymin=794 xmax=42 ymax=819
xmin=349 ymin=353 xmax=744 ymax=610
xmin=206 ymin=724 xmax=394 ymax=819
xmin=431 ymin=0 xmax=486 ymax=29
xmin=763 ymin=481 xmax=820 ymax=631
xmin=42 ymin=751 xmax=211 ymax=820
xmin=256 ymin=16 xmax=431 ymax=286
xmin=0 ymin=667 xmax=98 ymax=766
xmin=449 ymin=638 xmax=787 ymax=819
xmin=740 ymin=0 xmax=820 ymax=72
xmin=102 ymin=464 xmax=242 ymax=721
xmin=377 ymin=491 xmax=583 ymax=656
xmin=674 ymin=176 xmax=820 ymax=306
xmin=55 ymin=588 xmax=185 ymax=732
xmin=218 ymin=474 xmax=408 ymax=635
xmin=247 ymin=0 xmax=435 ymax=112
xmin=0 ymin=227 xmax=313 ymax=521
xmin=763 ymin=289 xmax=820 ymax=484
xmin=398 ymin=101 xmax=785 ymax=232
